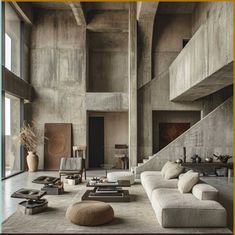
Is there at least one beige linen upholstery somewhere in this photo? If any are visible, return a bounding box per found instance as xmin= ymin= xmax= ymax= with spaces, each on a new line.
xmin=140 ymin=171 xmax=178 ymax=200
xmin=151 ymin=188 xmax=227 ymax=228
xmin=161 ymin=161 xmax=174 ymax=178
xmin=178 ymin=171 xmax=199 ymax=193
xmin=192 ymin=183 xmax=218 ymax=200
xmin=66 ymin=201 xmax=114 ymax=226
xmin=178 ymin=170 xmax=193 ymax=180
xmin=107 ymin=171 xmax=135 ymax=184
xmin=164 ymin=163 xmax=184 ymax=180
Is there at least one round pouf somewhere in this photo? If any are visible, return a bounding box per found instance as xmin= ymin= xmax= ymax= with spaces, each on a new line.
xmin=107 ymin=171 xmax=135 ymax=185
xmin=66 ymin=201 xmax=114 ymax=226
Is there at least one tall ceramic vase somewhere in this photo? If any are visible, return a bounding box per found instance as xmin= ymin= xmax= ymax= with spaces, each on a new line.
xmin=27 ymin=151 xmax=39 ymax=172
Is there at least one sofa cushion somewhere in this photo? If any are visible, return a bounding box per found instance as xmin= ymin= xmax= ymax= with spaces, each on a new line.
xmin=192 ymin=183 xmax=218 ymax=200
xmin=178 ymin=171 xmax=199 ymax=193
xmin=140 ymin=171 xmax=178 ymax=200
xmin=164 ymin=163 xmax=184 ymax=180
xmin=151 ymin=188 xmax=227 ymax=228
xmin=178 ymin=170 xmax=193 ymax=180
xmin=161 ymin=161 xmax=174 ymax=178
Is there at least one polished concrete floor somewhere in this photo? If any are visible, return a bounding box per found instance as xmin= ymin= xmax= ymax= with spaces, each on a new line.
xmin=1 ymin=169 xmax=124 ymax=222
xmin=201 ymin=176 xmax=234 ymax=230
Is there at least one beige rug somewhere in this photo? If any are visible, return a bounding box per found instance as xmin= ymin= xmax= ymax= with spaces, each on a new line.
xmin=2 ymin=182 xmax=231 ymax=234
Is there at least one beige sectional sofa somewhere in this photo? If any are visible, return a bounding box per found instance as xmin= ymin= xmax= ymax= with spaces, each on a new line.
xmin=141 ymin=171 xmax=227 ymax=228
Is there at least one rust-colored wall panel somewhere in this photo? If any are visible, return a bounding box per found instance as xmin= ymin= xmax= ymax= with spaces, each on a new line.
xmin=44 ymin=123 xmax=72 ymax=170
xmin=159 ymin=123 xmax=190 ymax=150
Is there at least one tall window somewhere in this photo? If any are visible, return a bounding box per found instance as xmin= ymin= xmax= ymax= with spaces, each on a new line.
xmin=2 ymin=3 xmax=23 ymax=178
xmin=4 ymin=94 xmax=21 ymax=177
xmin=5 ymin=2 xmax=21 ymax=77
xmin=5 ymin=33 xmax=11 ymax=70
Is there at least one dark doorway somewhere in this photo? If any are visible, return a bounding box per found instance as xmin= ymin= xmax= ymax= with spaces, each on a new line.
xmin=159 ymin=123 xmax=190 ymax=150
xmin=89 ymin=117 xmax=104 ymax=168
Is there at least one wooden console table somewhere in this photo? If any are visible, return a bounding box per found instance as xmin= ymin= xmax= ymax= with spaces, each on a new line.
xmin=182 ymin=162 xmax=233 ymax=176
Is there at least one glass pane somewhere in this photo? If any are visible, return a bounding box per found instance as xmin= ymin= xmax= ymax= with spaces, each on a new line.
xmin=5 ymin=2 xmax=21 ymax=77
xmin=5 ymin=93 xmax=21 ymax=177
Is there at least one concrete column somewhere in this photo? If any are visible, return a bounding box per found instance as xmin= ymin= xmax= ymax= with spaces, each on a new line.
xmin=128 ymin=3 xmax=137 ymax=168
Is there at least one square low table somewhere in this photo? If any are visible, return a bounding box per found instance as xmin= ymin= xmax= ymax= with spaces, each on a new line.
xmin=11 ymin=188 xmax=48 ymax=215
xmin=82 ymin=180 xmax=131 ymax=202
xmin=32 ymin=176 xmax=64 ymax=195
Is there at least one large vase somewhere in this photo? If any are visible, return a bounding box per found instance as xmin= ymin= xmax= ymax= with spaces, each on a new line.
xmin=27 ymin=151 xmax=39 ymax=172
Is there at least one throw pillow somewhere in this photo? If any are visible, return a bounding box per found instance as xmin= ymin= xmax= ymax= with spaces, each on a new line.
xmin=164 ymin=163 xmax=184 ymax=180
xmin=178 ymin=170 xmax=193 ymax=180
xmin=161 ymin=161 xmax=174 ymax=178
xmin=178 ymin=171 xmax=199 ymax=193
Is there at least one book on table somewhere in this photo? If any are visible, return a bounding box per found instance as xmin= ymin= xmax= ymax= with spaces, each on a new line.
xmin=95 ymin=187 xmax=121 ymax=193
xmin=89 ymin=192 xmax=124 ymax=197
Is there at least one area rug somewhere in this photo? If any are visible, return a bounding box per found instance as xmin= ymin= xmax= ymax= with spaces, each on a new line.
xmin=2 ymin=182 xmax=231 ymax=234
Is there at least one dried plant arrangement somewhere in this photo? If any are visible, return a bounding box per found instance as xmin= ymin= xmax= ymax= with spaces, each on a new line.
xmin=18 ymin=121 xmax=44 ymax=153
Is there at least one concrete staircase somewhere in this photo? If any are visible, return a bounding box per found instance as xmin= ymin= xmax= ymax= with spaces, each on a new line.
xmin=133 ymin=97 xmax=233 ymax=178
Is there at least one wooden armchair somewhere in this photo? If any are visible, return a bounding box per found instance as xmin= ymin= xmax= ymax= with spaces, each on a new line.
xmin=59 ymin=157 xmax=86 ymax=181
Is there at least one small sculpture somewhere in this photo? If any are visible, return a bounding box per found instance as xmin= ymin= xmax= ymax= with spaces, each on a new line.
xmin=205 ymin=157 xmax=213 ymax=163
xmin=191 ymin=154 xmax=201 ymax=163
xmin=175 ymin=158 xmax=183 ymax=164
xmin=213 ymin=154 xmax=232 ymax=163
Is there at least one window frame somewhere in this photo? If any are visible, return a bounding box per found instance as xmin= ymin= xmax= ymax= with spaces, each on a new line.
xmin=1 ymin=2 xmax=25 ymax=179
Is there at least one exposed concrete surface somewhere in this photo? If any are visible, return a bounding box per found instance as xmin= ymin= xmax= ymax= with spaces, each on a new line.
xmin=29 ymin=10 xmax=87 ymax=169
xmin=138 ymin=13 xmax=202 ymax=161
xmin=136 ymin=97 xmax=233 ymax=174
xmin=3 ymin=67 xmax=32 ymax=101
xmin=88 ymin=32 xmax=128 ymax=92
xmin=86 ymin=93 xmax=128 ymax=111
xmin=11 ymin=2 xmax=33 ymax=24
xmin=27 ymin=2 xmax=233 ymax=171
xmin=87 ymin=10 xmax=128 ymax=32
xmin=128 ymin=3 xmax=137 ymax=168
xmin=169 ymin=2 xmax=233 ymax=101
xmin=137 ymin=2 xmax=158 ymax=88
xmin=68 ymin=2 xmax=86 ymax=26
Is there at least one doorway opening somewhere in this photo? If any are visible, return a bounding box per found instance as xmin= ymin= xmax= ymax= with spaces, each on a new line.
xmin=88 ymin=116 xmax=104 ymax=168
xmin=88 ymin=112 xmax=128 ymax=169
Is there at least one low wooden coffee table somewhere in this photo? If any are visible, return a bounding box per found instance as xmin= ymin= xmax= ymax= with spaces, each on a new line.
xmin=82 ymin=180 xmax=131 ymax=202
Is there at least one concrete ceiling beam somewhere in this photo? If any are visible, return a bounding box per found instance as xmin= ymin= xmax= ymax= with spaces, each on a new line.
xmin=67 ymin=2 xmax=86 ymax=26
xmin=137 ymin=2 xmax=159 ymax=21
xmin=137 ymin=2 xmax=159 ymax=89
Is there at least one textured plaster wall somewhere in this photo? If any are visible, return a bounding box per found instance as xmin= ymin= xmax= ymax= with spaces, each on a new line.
xmin=29 ymin=10 xmax=87 ymax=169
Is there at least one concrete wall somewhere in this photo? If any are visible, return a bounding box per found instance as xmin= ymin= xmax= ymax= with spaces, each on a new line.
xmin=88 ymin=32 xmax=128 ymax=92
xmin=136 ymin=97 xmax=233 ymax=174
xmin=86 ymin=92 xmax=128 ymax=111
xmin=153 ymin=111 xmax=201 ymax=152
xmin=89 ymin=112 xmax=128 ymax=166
xmin=169 ymin=2 xmax=233 ymax=101
xmin=29 ymin=10 xmax=87 ymax=169
xmin=152 ymin=14 xmax=192 ymax=79
xmin=137 ymin=13 xmax=202 ymax=161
